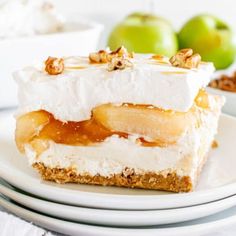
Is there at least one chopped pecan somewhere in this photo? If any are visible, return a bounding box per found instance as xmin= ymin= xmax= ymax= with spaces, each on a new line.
xmin=122 ymin=167 xmax=135 ymax=178
xmin=107 ymin=56 xmax=133 ymax=71
xmin=89 ymin=46 xmax=133 ymax=64
xmin=111 ymin=46 xmax=134 ymax=58
xmin=45 ymin=57 xmax=64 ymax=75
xmin=209 ymin=72 xmax=236 ymax=92
xmin=169 ymin=48 xmax=201 ymax=69
xmin=89 ymin=50 xmax=109 ymax=63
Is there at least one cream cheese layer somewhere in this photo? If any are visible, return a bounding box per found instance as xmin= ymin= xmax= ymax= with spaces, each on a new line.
xmin=14 ymin=55 xmax=215 ymax=122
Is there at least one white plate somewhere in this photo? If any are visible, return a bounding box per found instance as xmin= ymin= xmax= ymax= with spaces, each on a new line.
xmin=2 ymin=179 xmax=236 ymax=227
xmin=1 ymin=111 xmax=236 ymax=210
xmin=1 ymin=195 xmax=236 ymax=236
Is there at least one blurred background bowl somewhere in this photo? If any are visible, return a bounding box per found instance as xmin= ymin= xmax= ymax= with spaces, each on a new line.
xmin=207 ymin=87 xmax=236 ymax=117
xmin=207 ymin=62 xmax=236 ymax=116
xmin=0 ymin=20 xmax=103 ymax=108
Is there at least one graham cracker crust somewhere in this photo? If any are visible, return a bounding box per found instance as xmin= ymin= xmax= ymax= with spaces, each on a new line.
xmin=33 ymin=163 xmax=193 ymax=192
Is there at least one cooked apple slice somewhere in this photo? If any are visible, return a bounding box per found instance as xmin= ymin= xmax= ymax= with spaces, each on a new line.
xmin=195 ymin=89 xmax=210 ymax=109
xmin=15 ymin=111 xmax=50 ymax=152
xmin=29 ymin=138 xmax=50 ymax=156
xmin=93 ymin=104 xmax=197 ymax=145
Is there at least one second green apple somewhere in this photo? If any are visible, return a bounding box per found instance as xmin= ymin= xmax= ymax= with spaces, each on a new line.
xmin=178 ymin=14 xmax=236 ymax=69
xmin=108 ymin=13 xmax=178 ymax=57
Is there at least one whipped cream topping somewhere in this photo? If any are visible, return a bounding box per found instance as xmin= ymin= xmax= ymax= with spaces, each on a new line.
xmin=14 ymin=54 xmax=215 ymax=122
xmin=25 ymin=99 xmax=220 ymax=180
xmin=0 ymin=0 xmax=64 ymax=39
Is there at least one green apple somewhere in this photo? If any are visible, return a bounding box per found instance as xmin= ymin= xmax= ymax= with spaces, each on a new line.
xmin=107 ymin=12 xmax=178 ymax=57
xmin=178 ymin=14 xmax=236 ymax=69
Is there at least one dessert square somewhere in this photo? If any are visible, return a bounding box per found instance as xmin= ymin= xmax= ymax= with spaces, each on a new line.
xmin=14 ymin=47 xmax=224 ymax=192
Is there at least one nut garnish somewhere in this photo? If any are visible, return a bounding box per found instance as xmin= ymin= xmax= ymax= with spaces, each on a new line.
xmin=169 ymin=48 xmax=201 ymax=69
xmin=89 ymin=46 xmax=134 ymax=71
xmin=107 ymin=56 xmax=133 ymax=71
xmin=110 ymin=46 xmax=134 ymax=59
xmin=122 ymin=167 xmax=135 ymax=178
xmin=209 ymin=72 xmax=236 ymax=92
xmin=89 ymin=49 xmax=109 ymax=63
xmin=45 ymin=57 xmax=64 ymax=75
xmin=89 ymin=46 xmax=133 ymax=64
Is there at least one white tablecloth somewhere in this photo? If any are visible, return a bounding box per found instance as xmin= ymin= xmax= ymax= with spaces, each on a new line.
xmin=0 ymin=206 xmax=56 ymax=236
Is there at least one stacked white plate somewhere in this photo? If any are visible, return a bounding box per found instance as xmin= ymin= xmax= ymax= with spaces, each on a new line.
xmin=1 ymin=110 xmax=236 ymax=236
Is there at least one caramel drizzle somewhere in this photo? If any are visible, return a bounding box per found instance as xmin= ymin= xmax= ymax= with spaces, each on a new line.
xmin=65 ymin=66 xmax=87 ymax=70
xmin=148 ymin=61 xmax=170 ymax=66
xmin=161 ymin=71 xmax=188 ymax=75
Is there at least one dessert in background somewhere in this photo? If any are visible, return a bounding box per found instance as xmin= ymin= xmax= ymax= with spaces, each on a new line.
xmin=178 ymin=14 xmax=236 ymax=69
xmin=108 ymin=13 xmax=178 ymax=57
xmin=0 ymin=0 xmax=103 ymax=110
xmin=14 ymin=47 xmax=224 ymax=192
xmin=209 ymin=72 xmax=236 ymax=92
xmin=0 ymin=0 xmax=64 ymax=39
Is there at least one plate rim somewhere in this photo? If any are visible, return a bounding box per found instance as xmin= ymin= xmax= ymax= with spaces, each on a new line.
xmin=1 ymin=178 xmax=236 ymax=227
xmin=1 ymin=194 xmax=236 ymax=236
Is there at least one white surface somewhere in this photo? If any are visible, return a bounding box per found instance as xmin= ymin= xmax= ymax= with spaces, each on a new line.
xmin=2 ymin=194 xmax=236 ymax=236
xmin=14 ymin=55 xmax=214 ymax=121
xmin=1 ymin=178 xmax=236 ymax=227
xmin=0 ymin=20 xmax=103 ymax=108
xmin=0 ymin=110 xmax=236 ymax=210
xmin=0 ymin=207 xmax=53 ymax=236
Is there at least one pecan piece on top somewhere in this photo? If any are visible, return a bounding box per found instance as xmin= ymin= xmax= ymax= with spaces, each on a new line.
xmin=89 ymin=46 xmax=133 ymax=64
xmin=169 ymin=48 xmax=201 ymax=69
xmin=111 ymin=46 xmax=134 ymax=58
xmin=107 ymin=56 xmax=133 ymax=71
xmin=89 ymin=50 xmax=109 ymax=63
xmin=45 ymin=56 xmax=64 ymax=75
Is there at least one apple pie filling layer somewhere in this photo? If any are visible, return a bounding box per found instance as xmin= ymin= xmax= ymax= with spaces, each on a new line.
xmin=24 ymin=100 xmax=220 ymax=183
xmin=16 ymin=91 xmax=223 ymax=155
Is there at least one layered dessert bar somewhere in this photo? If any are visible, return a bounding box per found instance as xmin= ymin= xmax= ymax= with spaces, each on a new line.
xmin=14 ymin=47 xmax=224 ymax=192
